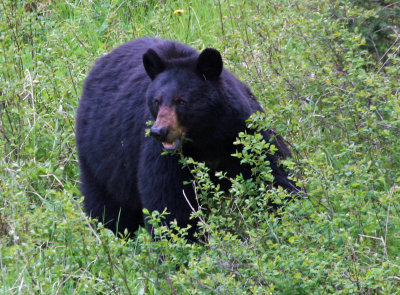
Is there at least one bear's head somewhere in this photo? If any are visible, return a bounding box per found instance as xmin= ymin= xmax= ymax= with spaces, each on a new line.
xmin=143 ymin=47 xmax=224 ymax=151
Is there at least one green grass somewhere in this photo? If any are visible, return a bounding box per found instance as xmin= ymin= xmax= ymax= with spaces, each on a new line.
xmin=1 ymin=0 xmax=400 ymax=293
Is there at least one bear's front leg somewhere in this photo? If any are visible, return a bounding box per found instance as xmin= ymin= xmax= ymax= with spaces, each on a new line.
xmin=137 ymin=141 xmax=198 ymax=240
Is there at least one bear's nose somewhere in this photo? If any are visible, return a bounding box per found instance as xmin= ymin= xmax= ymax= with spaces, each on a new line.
xmin=150 ymin=126 xmax=168 ymax=141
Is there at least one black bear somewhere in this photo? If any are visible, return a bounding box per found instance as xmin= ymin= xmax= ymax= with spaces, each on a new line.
xmin=76 ymin=37 xmax=300 ymax=239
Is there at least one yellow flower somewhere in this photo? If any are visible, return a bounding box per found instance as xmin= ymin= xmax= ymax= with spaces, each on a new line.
xmin=174 ymin=9 xmax=184 ymax=15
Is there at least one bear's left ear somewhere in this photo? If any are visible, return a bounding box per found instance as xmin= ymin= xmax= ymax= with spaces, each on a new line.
xmin=143 ymin=49 xmax=165 ymax=80
xmin=197 ymin=48 xmax=223 ymax=81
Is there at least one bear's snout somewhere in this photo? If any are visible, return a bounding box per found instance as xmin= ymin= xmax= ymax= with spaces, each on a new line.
xmin=150 ymin=106 xmax=186 ymax=150
xmin=150 ymin=125 xmax=168 ymax=141
xmin=150 ymin=123 xmax=183 ymax=150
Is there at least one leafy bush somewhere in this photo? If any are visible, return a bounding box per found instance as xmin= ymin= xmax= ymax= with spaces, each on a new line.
xmin=1 ymin=0 xmax=399 ymax=293
xmin=341 ymin=0 xmax=400 ymax=59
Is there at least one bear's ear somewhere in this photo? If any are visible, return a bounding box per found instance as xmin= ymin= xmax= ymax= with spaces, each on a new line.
xmin=197 ymin=48 xmax=223 ymax=81
xmin=143 ymin=49 xmax=165 ymax=80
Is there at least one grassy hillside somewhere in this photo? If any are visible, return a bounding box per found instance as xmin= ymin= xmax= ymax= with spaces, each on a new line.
xmin=1 ymin=0 xmax=399 ymax=293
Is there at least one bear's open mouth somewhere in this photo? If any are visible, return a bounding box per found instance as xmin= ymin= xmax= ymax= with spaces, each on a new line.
xmin=161 ymin=138 xmax=181 ymax=151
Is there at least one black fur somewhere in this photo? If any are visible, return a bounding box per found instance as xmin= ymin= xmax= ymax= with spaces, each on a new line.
xmin=76 ymin=37 xmax=299 ymax=239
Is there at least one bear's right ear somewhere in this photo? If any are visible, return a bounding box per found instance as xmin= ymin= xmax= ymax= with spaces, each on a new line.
xmin=197 ymin=48 xmax=223 ymax=81
xmin=143 ymin=49 xmax=165 ymax=80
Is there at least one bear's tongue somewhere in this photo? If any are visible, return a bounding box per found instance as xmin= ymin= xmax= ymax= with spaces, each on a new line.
xmin=162 ymin=138 xmax=180 ymax=151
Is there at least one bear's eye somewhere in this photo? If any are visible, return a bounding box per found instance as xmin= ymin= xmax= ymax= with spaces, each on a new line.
xmin=175 ymin=98 xmax=186 ymax=105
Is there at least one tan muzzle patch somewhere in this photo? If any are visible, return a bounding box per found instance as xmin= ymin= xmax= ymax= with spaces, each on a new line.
xmin=152 ymin=106 xmax=186 ymax=150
